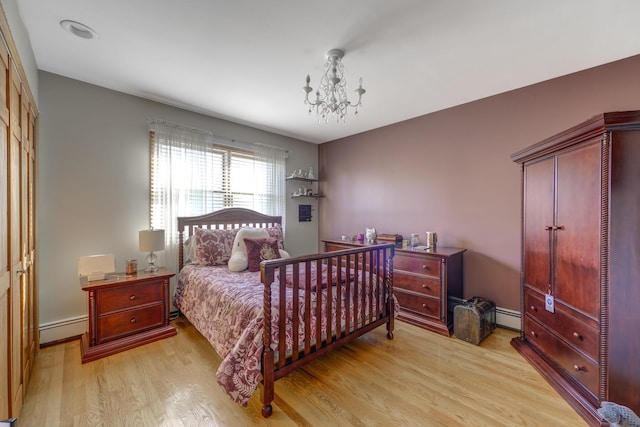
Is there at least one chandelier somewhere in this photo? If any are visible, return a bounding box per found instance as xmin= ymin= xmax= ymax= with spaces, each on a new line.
xmin=303 ymin=49 xmax=366 ymax=123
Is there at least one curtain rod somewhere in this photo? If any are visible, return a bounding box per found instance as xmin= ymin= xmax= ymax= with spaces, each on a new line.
xmin=146 ymin=118 xmax=289 ymax=155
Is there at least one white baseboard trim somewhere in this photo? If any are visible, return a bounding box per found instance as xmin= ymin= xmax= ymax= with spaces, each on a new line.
xmin=496 ymin=307 xmax=521 ymax=330
xmin=39 ymin=315 xmax=87 ymax=344
xmin=37 ymin=303 xmax=523 ymax=344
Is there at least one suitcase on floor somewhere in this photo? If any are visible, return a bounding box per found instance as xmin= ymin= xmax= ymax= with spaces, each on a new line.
xmin=454 ymin=297 xmax=496 ymax=345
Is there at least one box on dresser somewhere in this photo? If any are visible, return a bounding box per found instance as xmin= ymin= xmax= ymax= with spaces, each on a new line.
xmin=323 ymin=240 xmax=466 ymax=336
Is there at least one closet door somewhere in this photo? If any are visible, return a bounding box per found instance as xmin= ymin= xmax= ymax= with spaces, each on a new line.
xmin=21 ymin=93 xmax=36 ymax=386
xmin=555 ymin=141 xmax=601 ymax=319
xmin=8 ymin=58 xmax=24 ymax=416
xmin=523 ymin=156 xmax=554 ymax=295
xmin=0 ymin=36 xmax=9 ymax=420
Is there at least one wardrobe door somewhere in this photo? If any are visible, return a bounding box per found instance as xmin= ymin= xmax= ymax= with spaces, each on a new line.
xmin=523 ymin=157 xmax=554 ymax=294
xmin=555 ymin=141 xmax=601 ymax=319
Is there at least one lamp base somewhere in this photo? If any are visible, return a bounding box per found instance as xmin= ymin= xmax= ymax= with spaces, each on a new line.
xmin=144 ymin=251 xmax=159 ymax=273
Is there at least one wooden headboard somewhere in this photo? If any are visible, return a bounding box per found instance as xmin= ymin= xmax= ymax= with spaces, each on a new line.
xmin=177 ymin=208 xmax=282 ymax=270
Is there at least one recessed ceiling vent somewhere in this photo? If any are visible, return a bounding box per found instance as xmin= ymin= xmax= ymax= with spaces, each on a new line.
xmin=60 ymin=20 xmax=98 ymax=40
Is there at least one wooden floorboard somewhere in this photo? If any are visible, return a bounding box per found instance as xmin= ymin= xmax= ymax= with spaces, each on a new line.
xmin=19 ymin=317 xmax=587 ymax=426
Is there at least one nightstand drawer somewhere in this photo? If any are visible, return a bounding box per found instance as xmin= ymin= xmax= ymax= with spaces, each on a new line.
xmin=395 ymin=290 xmax=441 ymax=319
xmin=395 ymin=271 xmax=441 ymax=298
xmin=394 ymin=254 xmax=441 ymax=277
xmin=98 ymin=281 xmax=164 ymax=315
xmin=97 ymin=304 xmax=164 ymax=344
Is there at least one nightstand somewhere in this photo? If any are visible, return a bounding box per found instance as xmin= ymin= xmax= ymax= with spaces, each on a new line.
xmin=80 ymin=268 xmax=176 ymax=363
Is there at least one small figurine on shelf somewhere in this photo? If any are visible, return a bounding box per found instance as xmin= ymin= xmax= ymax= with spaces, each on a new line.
xmin=308 ymin=167 xmax=315 ymax=180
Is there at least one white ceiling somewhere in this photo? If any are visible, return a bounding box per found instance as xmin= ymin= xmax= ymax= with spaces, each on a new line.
xmin=16 ymin=0 xmax=640 ymax=143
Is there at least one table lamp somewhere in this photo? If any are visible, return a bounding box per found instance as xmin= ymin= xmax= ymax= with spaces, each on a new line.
xmin=139 ymin=229 xmax=165 ymax=273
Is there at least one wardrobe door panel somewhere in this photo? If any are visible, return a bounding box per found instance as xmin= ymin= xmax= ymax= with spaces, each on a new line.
xmin=555 ymin=142 xmax=601 ymax=318
xmin=523 ymin=157 xmax=554 ymax=294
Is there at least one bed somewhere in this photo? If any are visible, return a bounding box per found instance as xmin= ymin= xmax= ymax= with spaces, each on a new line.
xmin=174 ymin=208 xmax=395 ymax=417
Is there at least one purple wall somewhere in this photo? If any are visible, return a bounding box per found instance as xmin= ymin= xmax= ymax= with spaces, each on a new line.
xmin=318 ymin=54 xmax=640 ymax=311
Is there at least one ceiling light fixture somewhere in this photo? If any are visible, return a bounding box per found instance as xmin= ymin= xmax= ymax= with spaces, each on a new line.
xmin=303 ymin=49 xmax=365 ymax=123
xmin=60 ymin=20 xmax=98 ymax=40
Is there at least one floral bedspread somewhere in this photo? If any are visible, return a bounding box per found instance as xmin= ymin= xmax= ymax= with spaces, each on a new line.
xmin=174 ymin=263 xmax=394 ymax=406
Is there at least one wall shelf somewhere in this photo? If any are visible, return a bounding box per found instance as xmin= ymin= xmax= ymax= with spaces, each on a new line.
xmin=291 ymin=194 xmax=323 ymax=199
xmin=286 ymin=176 xmax=318 ymax=183
xmin=288 ymin=174 xmax=322 ymax=198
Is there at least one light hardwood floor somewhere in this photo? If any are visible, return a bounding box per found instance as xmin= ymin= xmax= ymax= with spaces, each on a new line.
xmin=19 ymin=317 xmax=587 ymax=426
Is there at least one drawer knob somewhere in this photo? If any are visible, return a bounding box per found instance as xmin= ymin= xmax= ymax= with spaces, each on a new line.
xmin=573 ymin=365 xmax=584 ymax=372
xmin=530 ymin=330 xmax=537 ymax=338
xmin=422 ymin=303 xmax=429 ymax=310
xmin=422 ymin=284 xmax=429 ymax=289
xmin=422 ymin=265 xmax=430 ymax=270
xmin=530 ymin=305 xmax=537 ymax=312
xmin=129 ymin=295 xmax=137 ymax=301
xmin=130 ymin=318 xmax=137 ymax=324
xmin=572 ymin=331 xmax=583 ymax=341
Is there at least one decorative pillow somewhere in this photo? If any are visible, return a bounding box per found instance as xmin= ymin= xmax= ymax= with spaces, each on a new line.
xmin=227 ymin=251 xmax=248 ymax=272
xmin=279 ymin=249 xmax=290 ymax=259
xmin=266 ymin=223 xmax=285 ymax=250
xmin=183 ymin=236 xmax=197 ymax=264
xmin=228 ymin=227 xmax=269 ymax=272
xmin=192 ymin=227 xmax=238 ymax=266
xmin=244 ymin=237 xmax=281 ymax=272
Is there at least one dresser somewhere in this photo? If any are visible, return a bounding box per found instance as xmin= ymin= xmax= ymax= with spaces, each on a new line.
xmin=80 ymin=268 xmax=176 ymax=363
xmin=323 ymin=240 xmax=465 ymax=336
xmin=511 ymin=111 xmax=640 ymax=426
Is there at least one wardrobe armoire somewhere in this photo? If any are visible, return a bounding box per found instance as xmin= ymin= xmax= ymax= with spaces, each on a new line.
xmin=511 ymin=111 xmax=640 ymax=426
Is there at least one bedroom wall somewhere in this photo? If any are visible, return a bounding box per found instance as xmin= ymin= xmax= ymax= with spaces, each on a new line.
xmin=318 ymin=54 xmax=640 ymax=323
xmin=37 ymin=71 xmax=318 ymax=343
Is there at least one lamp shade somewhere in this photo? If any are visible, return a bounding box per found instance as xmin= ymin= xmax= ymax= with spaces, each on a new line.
xmin=139 ymin=229 xmax=165 ymax=252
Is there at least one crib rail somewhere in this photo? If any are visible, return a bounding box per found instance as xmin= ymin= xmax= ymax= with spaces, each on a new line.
xmin=259 ymin=243 xmax=394 ymax=417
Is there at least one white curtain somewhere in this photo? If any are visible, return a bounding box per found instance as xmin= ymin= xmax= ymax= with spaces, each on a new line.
xmin=253 ymin=143 xmax=287 ymax=229
xmin=147 ymin=120 xmax=286 ymax=276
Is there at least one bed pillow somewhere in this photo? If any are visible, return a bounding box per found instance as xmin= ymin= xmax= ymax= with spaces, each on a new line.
xmin=266 ymin=223 xmax=285 ymax=250
xmin=279 ymin=249 xmax=290 ymax=259
xmin=244 ymin=237 xmax=281 ymax=272
xmin=192 ymin=227 xmax=238 ymax=266
xmin=228 ymin=227 xmax=269 ymax=272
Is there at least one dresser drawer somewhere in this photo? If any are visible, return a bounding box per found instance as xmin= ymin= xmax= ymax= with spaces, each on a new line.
xmin=98 ymin=281 xmax=164 ymax=315
xmin=97 ymin=304 xmax=164 ymax=344
xmin=525 ymin=290 xmax=599 ymax=360
xmin=524 ymin=316 xmax=598 ymax=396
xmin=394 ymin=254 xmax=441 ymax=277
xmin=395 ymin=271 xmax=441 ymax=298
xmin=395 ymin=290 xmax=441 ymax=319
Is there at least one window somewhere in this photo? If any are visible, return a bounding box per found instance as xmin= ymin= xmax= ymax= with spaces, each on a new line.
xmin=147 ymin=120 xmax=286 ymax=273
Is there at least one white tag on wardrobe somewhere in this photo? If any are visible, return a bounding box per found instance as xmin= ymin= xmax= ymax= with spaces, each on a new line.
xmin=545 ymin=294 xmax=555 ymax=313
